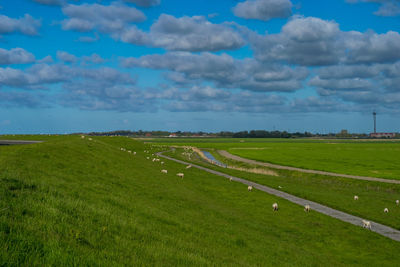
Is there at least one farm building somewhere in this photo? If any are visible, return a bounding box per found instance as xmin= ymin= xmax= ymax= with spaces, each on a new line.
xmin=369 ymin=132 xmax=396 ymax=138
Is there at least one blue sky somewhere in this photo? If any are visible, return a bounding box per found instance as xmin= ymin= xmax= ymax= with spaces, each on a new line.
xmin=1 ymin=0 xmax=400 ymax=134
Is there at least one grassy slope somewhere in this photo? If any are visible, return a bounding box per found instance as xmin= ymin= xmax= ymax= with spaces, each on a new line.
xmin=148 ymin=138 xmax=400 ymax=180
xmin=1 ymin=136 xmax=400 ymax=266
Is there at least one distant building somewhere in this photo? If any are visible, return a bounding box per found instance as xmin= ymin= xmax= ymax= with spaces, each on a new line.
xmin=370 ymin=132 xmax=396 ymax=138
xmin=145 ymin=133 xmax=152 ymax=137
xmin=168 ymin=133 xmax=177 ymax=137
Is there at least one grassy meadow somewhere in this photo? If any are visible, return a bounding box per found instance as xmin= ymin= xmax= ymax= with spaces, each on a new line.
xmin=1 ymin=136 xmax=400 ymax=265
xmin=149 ymin=138 xmax=400 ymax=180
xmin=166 ymin=147 xmax=400 ymax=230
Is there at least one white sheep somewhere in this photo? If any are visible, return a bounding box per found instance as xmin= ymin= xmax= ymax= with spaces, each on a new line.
xmin=133 ymin=152 xmax=136 ymax=155
xmin=304 ymin=204 xmax=310 ymax=212
xmin=161 ymin=169 xmax=168 ymax=174
xmin=88 ymin=138 xmax=92 ymax=141
xmin=81 ymin=135 xmax=85 ymax=139
xmin=354 ymin=195 xmax=359 ymax=200
xmin=186 ymin=165 xmax=192 ymax=169
xmin=396 ymin=200 xmax=399 ymax=205
xmin=152 ymin=158 xmax=156 ymax=162
xmin=362 ymin=220 xmax=371 ymax=229
xmin=128 ymin=150 xmax=132 ymax=153
xmin=248 ymin=185 xmax=253 ymax=191
xmin=229 ymin=177 xmax=233 ymax=182
xmin=272 ymin=203 xmax=278 ymax=211
xmin=384 ymin=208 xmax=389 ymax=213
xmin=146 ymin=157 xmax=150 ymax=160
xmin=177 ymin=173 xmax=184 ymax=178
xmin=161 ymin=162 xmax=164 ymax=165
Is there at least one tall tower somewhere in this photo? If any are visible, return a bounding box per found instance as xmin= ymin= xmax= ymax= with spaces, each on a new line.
xmin=373 ymin=111 xmax=377 ymax=133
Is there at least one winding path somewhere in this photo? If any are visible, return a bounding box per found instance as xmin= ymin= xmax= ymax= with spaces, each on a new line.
xmin=218 ymin=150 xmax=400 ymax=184
xmin=157 ymin=151 xmax=400 ymax=242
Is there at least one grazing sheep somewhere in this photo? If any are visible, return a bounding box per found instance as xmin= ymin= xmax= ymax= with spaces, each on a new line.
xmin=304 ymin=205 xmax=310 ymax=212
xmin=177 ymin=173 xmax=184 ymax=178
xmin=133 ymin=152 xmax=136 ymax=155
xmin=272 ymin=203 xmax=278 ymax=211
xmin=161 ymin=169 xmax=168 ymax=174
xmin=229 ymin=177 xmax=233 ymax=182
xmin=362 ymin=220 xmax=371 ymax=229
xmin=152 ymin=158 xmax=156 ymax=162
xmin=384 ymin=208 xmax=389 ymax=213
xmin=88 ymin=138 xmax=93 ymax=141
xmin=128 ymin=150 xmax=132 ymax=153
xmin=146 ymin=157 xmax=150 ymax=160
xmin=161 ymin=162 xmax=164 ymax=165
xmin=396 ymin=200 xmax=399 ymax=205
xmin=278 ymin=185 xmax=282 ymax=189
xmin=81 ymin=135 xmax=85 ymax=139
xmin=186 ymin=165 xmax=192 ymax=169
xmin=248 ymin=185 xmax=253 ymax=191
xmin=354 ymin=195 xmax=359 ymax=200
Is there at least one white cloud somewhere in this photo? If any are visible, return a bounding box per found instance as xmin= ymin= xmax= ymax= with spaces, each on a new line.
xmin=0 ymin=48 xmax=35 ymax=65
xmin=233 ymin=0 xmax=292 ymax=21
xmin=0 ymin=14 xmax=41 ymax=36
xmin=61 ymin=2 xmax=146 ymax=33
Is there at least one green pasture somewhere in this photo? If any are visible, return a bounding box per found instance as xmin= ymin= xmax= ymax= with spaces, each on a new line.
xmin=1 ymin=136 xmax=400 ymax=265
xmin=167 ymin=147 xmax=400 ymax=230
xmin=148 ymin=138 xmax=400 ymax=180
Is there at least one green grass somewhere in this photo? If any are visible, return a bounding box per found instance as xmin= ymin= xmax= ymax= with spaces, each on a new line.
xmin=148 ymin=138 xmax=400 ymax=180
xmin=2 ymin=136 xmax=400 ymax=266
xmin=164 ymin=147 xmax=400 ymax=231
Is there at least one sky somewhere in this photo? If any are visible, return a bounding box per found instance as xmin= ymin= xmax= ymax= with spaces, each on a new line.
xmin=0 ymin=0 xmax=400 ymax=134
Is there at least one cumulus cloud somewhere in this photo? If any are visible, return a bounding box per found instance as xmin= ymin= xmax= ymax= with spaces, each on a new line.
xmin=0 ymin=14 xmax=41 ymax=36
xmin=56 ymin=51 xmax=77 ymax=63
xmin=0 ymin=48 xmax=35 ymax=65
xmin=0 ymin=63 xmax=135 ymax=90
xmin=61 ymin=2 xmax=146 ymax=33
xmin=346 ymin=0 xmax=400 ymax=16
xmin=119 ymin=14 xmax=245 ymax=51
xmin=123 ymin=0 xmax=161 ymax=8
xmin=250 ymin=16 xmax=343 ymax=66
xmin=233 ymin=0 xmax=293 ymax=21
xmin=122 ymin=52 xmax=307 ymax=92
xmin=250 ymin=16 xmax=400 ymax=66
xmin=344 ymin=30 xmax=400 ymax=64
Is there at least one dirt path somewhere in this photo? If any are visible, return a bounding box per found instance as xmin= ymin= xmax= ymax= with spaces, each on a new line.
xmin=157 ymin=151 xmax=400 ymax=242
xmin=218 ymin=150 xmax=400 ymax=184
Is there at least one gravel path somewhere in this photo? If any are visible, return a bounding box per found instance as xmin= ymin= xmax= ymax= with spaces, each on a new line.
xmin=157 ymin=151 xmax=400 ymax=242
xmin=218 ymin=150 xmax=400 ymax=184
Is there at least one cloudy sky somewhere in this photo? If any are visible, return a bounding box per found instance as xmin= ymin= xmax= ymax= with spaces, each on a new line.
xmin=1 ymin=0 xmax=400 ymax=133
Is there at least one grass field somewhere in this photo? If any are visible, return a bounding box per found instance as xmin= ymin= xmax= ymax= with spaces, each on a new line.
xmin=149 ymin=138 xmax=400 ymax=180
xmin=166 ymin=147 xmax=400 ymax=230
xmin=2 ymin=136 xmax=400 ymax=265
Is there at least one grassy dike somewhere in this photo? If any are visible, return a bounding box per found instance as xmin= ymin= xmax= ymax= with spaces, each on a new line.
xmin=1 ymin=136 xmax=400 ymax=266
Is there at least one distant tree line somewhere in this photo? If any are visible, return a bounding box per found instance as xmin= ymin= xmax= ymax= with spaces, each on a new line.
xmin=78 ymin=129 xmax=397 ymax=139
xmin=83 ymin=130 xmax=316 ymax=138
